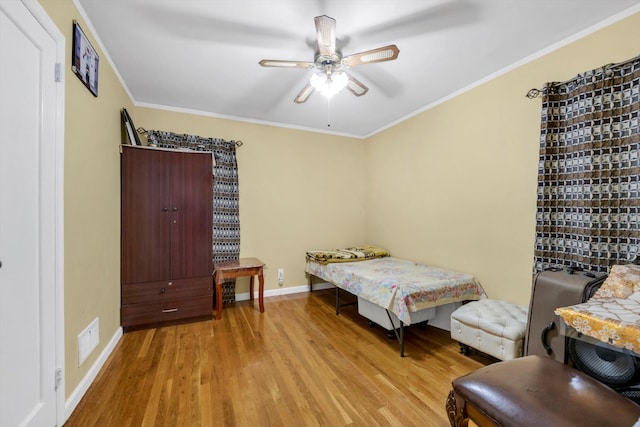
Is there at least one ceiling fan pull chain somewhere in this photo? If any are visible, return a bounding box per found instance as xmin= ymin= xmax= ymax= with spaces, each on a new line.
xmin=327 ymin=98 xmax=331 ymax=127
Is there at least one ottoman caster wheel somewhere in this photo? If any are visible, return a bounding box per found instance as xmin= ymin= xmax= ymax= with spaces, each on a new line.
xmin=459 ymin=343 xmax=470 ymax=355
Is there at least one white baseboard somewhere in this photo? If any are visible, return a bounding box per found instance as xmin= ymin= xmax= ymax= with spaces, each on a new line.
xmin=309 ymin=282 xmax=334 ymax=291
xmin=235 ymin=281 xmax=333 ymax=301
xmin=64 ymin=326 xmax=123 ymax=422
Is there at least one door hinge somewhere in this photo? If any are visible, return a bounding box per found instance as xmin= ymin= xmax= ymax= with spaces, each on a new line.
xmin=55 ymin=368 xmax=63 ymax=390
xmin=54 ymin=63 xmax=62 ymax=82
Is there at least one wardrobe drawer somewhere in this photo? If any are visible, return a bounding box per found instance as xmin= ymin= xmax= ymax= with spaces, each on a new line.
xmin=121 ymin=295 xmax=213 ymax=328
xmin=122 ymin=276 xmax=212 ymax=305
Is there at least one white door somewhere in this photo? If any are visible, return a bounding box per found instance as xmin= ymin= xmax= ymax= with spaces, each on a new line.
xmin=0 ymin=1 xmax=64 ymax=426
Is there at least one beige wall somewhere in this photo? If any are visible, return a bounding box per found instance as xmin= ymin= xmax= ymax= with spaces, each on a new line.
xmin=365 ymin=12 xmax=640 ymax=306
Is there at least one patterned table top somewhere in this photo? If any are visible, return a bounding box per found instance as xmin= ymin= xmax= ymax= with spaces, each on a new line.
xmin=555 ymin=264 xmax=640 ymax=356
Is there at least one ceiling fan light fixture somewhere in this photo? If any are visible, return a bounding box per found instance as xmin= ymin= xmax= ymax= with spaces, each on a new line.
xmin=258 ymin=16 xmax=398 ymax=104
xmin=310 ymin=71 xmax=348 ymax=98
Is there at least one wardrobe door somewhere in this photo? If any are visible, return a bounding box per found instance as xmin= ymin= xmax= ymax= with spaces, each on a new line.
xmin=169 ymin=150 xmax=213 ymax=279
xmin=121 ymin=146 xmax=171 ymax=284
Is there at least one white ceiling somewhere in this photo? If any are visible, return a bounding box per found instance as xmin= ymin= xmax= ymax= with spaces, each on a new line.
xmin=76 ymin=0 xmax=640 ymax=138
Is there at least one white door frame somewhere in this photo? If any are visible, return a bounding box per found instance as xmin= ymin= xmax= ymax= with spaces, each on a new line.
xmin=20 ymin=0 xmax=66 ymax=424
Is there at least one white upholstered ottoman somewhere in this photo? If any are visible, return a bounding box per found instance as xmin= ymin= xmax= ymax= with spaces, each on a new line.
xmin=450 ymin=299 xmax=528 ymax=361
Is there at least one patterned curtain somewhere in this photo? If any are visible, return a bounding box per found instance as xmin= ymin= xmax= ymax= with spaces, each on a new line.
xmin=147 ymin=130 xmax=240 ymax=302
xmin=534 ymin=55 xmax=640 ymax=274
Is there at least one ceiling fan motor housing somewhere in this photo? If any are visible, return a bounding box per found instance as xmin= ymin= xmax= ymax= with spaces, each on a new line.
xmin=315 ymin=53 xmax=342 ymax=70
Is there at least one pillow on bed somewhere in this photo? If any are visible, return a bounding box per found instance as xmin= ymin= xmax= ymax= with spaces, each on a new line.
xmin=592 ymin=264 xmax=640 ymax=300
xmin=306 ymin=245 xmax=390 ymax=264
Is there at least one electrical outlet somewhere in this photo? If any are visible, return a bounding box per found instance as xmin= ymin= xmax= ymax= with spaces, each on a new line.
xmin=277 ymin=268 xmax=284 ymax=286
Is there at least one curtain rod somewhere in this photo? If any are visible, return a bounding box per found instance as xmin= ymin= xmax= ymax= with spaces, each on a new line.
xmin=136 ymin=127 xmax=243 ymax=147
xmin=525 ymin=51 xmax=640 ymax=99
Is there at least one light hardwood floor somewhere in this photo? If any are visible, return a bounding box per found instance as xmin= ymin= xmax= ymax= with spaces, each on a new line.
xmin=64 ymin=289 xmax=491 ymax=426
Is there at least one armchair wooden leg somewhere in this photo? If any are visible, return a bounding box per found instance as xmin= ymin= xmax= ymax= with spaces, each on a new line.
xmin=446 ymin=390 xmax=469 ymax=427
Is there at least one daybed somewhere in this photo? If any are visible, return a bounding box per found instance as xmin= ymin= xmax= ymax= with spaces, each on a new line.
xmin=305 ymin=246 xmax=485 ymax=356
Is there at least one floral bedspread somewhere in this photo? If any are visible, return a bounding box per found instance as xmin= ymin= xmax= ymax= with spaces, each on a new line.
xmin=555 ymin=264 xmax=640 ymax=356
xmin=306 ymin=257 xmax=485 ymax=324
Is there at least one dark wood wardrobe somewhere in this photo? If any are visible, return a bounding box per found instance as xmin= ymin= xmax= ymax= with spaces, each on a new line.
xmin=120 ymin=145 xmax=213 ymax=331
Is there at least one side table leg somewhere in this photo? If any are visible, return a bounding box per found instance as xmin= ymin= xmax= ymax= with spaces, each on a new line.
xmin=215 ymin=275 xmax=223 ymax=320
xmin=258 ymin=271 xmax=264 ymax=313
xmin=249 ymin=275 xmax=255 ymax=301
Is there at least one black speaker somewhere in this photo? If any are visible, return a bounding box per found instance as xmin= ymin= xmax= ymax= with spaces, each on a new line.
xmin=566 ymin=335 xmax=640 ymax=404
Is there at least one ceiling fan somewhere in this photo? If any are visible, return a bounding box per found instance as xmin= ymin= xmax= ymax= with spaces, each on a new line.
xmin=259 ymin=15 xmax=400 ymax=104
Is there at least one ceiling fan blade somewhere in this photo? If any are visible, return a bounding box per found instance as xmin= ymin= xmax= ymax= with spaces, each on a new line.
xmin=315 ymin=15 xmax=336 ymax=56
xmin=259 ymin=59 xmax=314 ymax=68
xmin=342 ymin=45 xmax=400 ymax=68
xmin=294 ymin=83 xmax=315 ymax=103
xmin=346 ymin=75 xmax=369 ymax=97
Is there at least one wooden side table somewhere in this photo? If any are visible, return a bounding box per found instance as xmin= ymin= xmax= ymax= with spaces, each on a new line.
xmin=213 ymin=257 xmax=265 ymax=320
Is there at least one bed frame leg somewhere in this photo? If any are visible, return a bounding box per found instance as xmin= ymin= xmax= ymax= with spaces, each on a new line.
xmin=333 ymin=286 xmax=357 ymax=316
xmin=385 ymin=310 xmax=405 ymax=357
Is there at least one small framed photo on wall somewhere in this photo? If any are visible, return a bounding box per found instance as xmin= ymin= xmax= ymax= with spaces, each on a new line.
xmin=71 ymin=20 xmax=99 ymax=96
